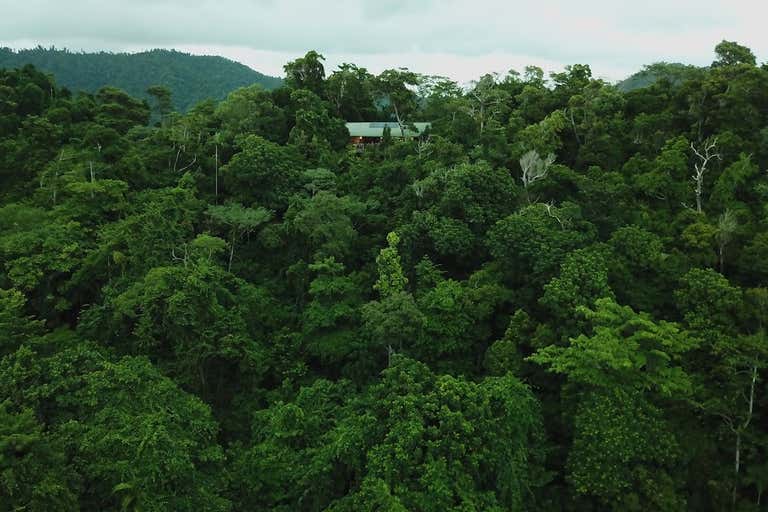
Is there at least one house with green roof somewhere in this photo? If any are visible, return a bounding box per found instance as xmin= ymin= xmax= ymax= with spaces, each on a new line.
xmin=346 ymin=122 xmax=431 ymax=145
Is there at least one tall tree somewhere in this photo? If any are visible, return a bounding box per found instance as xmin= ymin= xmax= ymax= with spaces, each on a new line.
xmin=373 ymin=69 xmax=421 ymax=136
xmin=284 ymin=50 xmax=327 ymax=95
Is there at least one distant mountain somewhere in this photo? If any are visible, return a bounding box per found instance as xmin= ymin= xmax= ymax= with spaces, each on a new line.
xmin=617 ymin=62 xmax=703 ymax=92
xmin=0 ymin=47 xmax=283 ymax=111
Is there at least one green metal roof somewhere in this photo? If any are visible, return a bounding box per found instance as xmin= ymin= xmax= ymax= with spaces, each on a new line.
xmin=346 ymin=122 xmax=431 ymax=138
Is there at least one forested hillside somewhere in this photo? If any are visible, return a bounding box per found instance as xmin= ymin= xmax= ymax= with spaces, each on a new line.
xmin=616 ymin=62 xmax=704 ymax=91
xmin=1 ymin=41 xmax=767 ymax=511
xmin=0 ymin=47 xmax=283 ymax=111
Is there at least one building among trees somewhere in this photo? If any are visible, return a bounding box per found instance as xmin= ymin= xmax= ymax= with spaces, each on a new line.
xmin=346 ymin=121 xmax=431 ymax=144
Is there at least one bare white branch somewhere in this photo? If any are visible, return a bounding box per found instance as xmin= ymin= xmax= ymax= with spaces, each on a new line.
xmin=520 ymin=150 xmax=555 ymax=189
xmin=690 ymin=137 xmax=721 ymax=214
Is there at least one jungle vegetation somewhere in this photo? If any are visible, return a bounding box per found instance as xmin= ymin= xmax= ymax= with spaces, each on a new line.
xmin=1 ymin=40 xmax=767 ymax=511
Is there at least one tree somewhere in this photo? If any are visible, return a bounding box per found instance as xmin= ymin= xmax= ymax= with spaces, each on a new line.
xmin=418 ymin=75 xmax=464 ymax=138
xmin=709 ymin=153 xmax=759 ymax=216
xmin=530 ymin=299 xmax=696 ymax=509
xmin=512 ymin=110 xmax=567 ymax=159
xmin=411 ymin=269 xmax=506 ymax=370
xmin=539 ymin=246 xmax=614 ymax=338
xmin=712 ymin=40 xmax=757 ymax=67
xmin=373 ymin=232 xmax=408 ymax=298
xmin=699 ymin=331 xmax=767 ymax=509
xmin=229 ymin=357 xmax=546 ymax=511
xmin=94 ymin=86 xmax=150 ymax=133
xmin=207 ymin=203 xmax=272 ymax=270
xmin=285 ymin=191 xmax=365 ymax=261
xmin=674 ymin=273 xmax=768 ymax=507
xmin=96 ymin=259 xmax=275 ymax=405
xmin=531 ymin=298 xmax=696 ymax=395
xmin=287 ymin=89 xmax=348 ymax=159
xmin=401 ymin=161 xmax=519 ymax=272
xmin=519 ymin=149 xmax=555 ymax=201
xmin=466 ymin=73 xmax=509 ymax=134
xmin=215 ymin=84 xmax=288 ymax=144
xmin=716 ymin=209 xmax=738 ymax=273
xmin=302 ymin=256 xmax=363 ymax=368
xmin=674 ymin=267 xmax=741 ymax=341
xmin=485 ymin=309 xmax=534 ymax=376
xmin=220 ymin=134 xmax=301 ymax=211
xmin=373 ymin=69 xmax=421 ymax=136
xmin=0 ymin=401 xmax=77 ymax=511
xmin=634 ymin=136 xmax=690 ymax=215
xmin=325 ymin=63 xmax=375 ymax=120
xmin=72 ymin=181 xmax=203 ymax=289
xmin=567 ymin=388 xmax=685 ymax=511
xmin=679 ymin=219 xmax=718 ymax=269
xmin=0 ymin=287 xmax=43 ymax=356
xmin=606 ymin=226 xmax=670 ymax=313
xmin=563 ymin=79 xmax=627 ymax=169
xmin=487 ymin=202 xmax=595 ymax=289
xmin=0 ymin=332 xmax=230 ymax=511
xmin=0 ymin=204 xmax=88 ymax=321
xmin=284 ymin=50 xmax=326 ymax=95
xmin=146 ymin=84 xmax=173 ymax=125
xmin=361 ymin=289 xmax=425 ymax=370
xmin=689 ymin=137 xmax=720 ymax=213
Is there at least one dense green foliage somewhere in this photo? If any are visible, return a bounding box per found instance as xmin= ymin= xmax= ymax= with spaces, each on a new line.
xmin=1 ymin=41 xmax=768 ymax=510
xmin=0 ymin=47 xmax=283 ymax=111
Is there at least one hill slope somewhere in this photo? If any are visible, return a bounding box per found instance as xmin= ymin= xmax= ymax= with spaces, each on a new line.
xmin=617 ymin=62 xmax=703 ymax=91
xmin=0 ymin=47 xmax=283 ymax=111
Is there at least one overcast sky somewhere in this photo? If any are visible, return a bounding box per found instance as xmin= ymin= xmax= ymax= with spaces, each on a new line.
xmin=2 ymin=0 xmax=767 ymax=84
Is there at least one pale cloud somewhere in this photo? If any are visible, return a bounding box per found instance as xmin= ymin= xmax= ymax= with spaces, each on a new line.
xmin=2 ymin=0 xmax=767 ymax=83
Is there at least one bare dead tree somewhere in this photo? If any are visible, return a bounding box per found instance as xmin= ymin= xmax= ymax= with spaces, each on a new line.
xmin=520 ymin=150 xmax=555 ymax=203
xmin=520 ymin=150 xmax=555 ymax=187
xmin=691 ymin=137 xmax=721 ymax=214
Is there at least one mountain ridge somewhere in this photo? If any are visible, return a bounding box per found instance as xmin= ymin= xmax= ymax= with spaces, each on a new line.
xmin=0 ymin=46 xmax=283 ymax=111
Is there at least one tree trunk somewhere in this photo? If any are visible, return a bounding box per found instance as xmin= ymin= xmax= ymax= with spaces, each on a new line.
xmin=732 ymin=364 xmax=759 ymax=508
xmin=733 ymin=432 xmax=741 ymax=508
xmin=392 ymin=103 xmax=406 ymax=137
xmin=89 ymin=161 xmax=95 ymax=198
xmin=228 ymin=230 xmax=236 ymax=272
xmin=214 ymin=143 xmax=219 ymax=202
xmin=695 ymin=179 xmax=703 ymax=213
xmin=568 ymin=109 xmax=582 ymax=146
